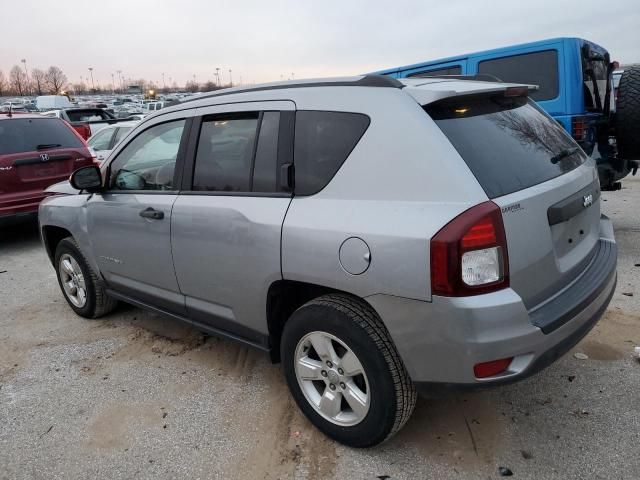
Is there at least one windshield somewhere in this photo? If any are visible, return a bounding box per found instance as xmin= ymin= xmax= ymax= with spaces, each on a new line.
xmin=426 ymin=95 xmax=587 ymax=198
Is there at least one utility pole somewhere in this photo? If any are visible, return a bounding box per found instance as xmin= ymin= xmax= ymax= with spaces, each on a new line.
xmin=111 ymin=73 xmax=115 ymax=93
xmin=88 ymin=67 xmax=95 ymax=92
xmin=216 ymin=67 xmax=220 ymax=86
xmin=229 ymin=69 xmax=232 ymax=87
xmin=116 ymin=70 xmax=122 ymax=93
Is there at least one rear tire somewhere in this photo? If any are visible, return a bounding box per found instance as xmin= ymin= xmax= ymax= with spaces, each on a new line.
xmin=54 ymin=237 xmax=117 ymax=318
xmin=616 ymin=65 xmax=640 ymax=160
xmin=281 ymin=294 xmax=416 ymax=447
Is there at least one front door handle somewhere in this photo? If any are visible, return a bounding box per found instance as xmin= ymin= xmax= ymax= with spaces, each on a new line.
xmin=139 ymin=207 xmax=164 ymax=220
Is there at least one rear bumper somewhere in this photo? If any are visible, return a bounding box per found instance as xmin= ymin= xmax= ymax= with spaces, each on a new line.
xmin=366 ymin=216 xmax=617 ymax=389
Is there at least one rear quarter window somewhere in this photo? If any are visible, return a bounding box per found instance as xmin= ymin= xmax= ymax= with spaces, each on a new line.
xmin=478 ymin=50 xmax=559 ymax=101
xmin=426 ymin=95 xmax=587 ymax=199
xmin=0 ymin=118 xmax=84 ymax=155
xmin=294 ymin=111 xmax=370 ymax=195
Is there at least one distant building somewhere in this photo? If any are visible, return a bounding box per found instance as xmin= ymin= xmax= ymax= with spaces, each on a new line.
xmin=126 ymin=85 xmax=143 ymax=94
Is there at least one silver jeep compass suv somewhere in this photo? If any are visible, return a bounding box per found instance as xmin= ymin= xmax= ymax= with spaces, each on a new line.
xmin=39 ymin=75 xmax=617 ymax=447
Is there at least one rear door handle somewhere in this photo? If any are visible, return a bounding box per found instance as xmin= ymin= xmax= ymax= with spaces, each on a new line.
xmin=139 ymin=207 xmax=164 ymax=220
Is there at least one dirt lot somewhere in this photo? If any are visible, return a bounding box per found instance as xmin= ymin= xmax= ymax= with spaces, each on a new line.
xmin=1 ymin=177 xmax=639 ymax=480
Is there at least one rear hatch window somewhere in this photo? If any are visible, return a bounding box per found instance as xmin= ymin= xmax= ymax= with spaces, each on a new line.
xmin=425 ymin=95 xmax=587 ymax=198
xmin=0 ymin=117 xmax=84 ymax=155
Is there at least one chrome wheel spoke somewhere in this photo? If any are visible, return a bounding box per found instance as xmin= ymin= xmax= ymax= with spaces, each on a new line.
xmin=340 ymin=350 xmax=364 ymax=377
xmin=297 ymin=357 xmax=324 ymax=381
xmin=77 ymin=287 xmax=86 ymax=304
xmin=61 ymin=259 xmax=74 ymax=275
xmin=309 ymin=333 xmax=339 ymax=364
xmin=318 ymin=388 xmax=342 ymax=418
xmin=343 ymin=383 xmax=368 ymax=418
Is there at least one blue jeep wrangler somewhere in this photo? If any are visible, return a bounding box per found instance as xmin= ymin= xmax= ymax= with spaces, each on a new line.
xmin=374 ymin=37 xmax=640 ymax=191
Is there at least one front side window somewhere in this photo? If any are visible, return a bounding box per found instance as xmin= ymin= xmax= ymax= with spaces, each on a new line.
xmin=192 ymin=114 xmax=259 ymax=192
xmin=113 ymin=126 xmax=132 ymax=144
xmin=478 ymin=51 xmax=559 ymax=101
xmin=109 ymin=119 xmax=185 ymax=191
xmin=294 ymin=111 xmax=370 ymax=195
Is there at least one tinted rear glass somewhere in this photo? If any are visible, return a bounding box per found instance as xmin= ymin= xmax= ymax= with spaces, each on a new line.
xmin=294 ymin=111 xmax=370 ymax=195
xmin=582 ymin=58 xmax=608 ymax=111
xmin=408 ymin=66 xmax=462 ymax=78
xmin=426 ymin=95 xmax=586 ymax=198
xmin=478 ymin=50 xmax=559 ymax=101
xmin=0 ymin=118 xmax=84 ymax=155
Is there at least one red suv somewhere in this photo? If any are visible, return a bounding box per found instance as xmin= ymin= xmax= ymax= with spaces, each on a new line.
xmin=0 ymin=113 xmax=95 ymax=225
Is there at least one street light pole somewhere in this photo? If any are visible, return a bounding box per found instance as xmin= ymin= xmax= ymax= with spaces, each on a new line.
xmin=229 ymin=69 xmax=232 ymax=87
xmin=162 ymin=72 xmax=165 ymax=90
xmin=117 ymin=70 xmax=122 ymax=93
xmin=88 ymin=67 xmax=95 ymax=92
xmin=216 ymin=67 xmax=220 ymax=87
xmin=20 ymin=59 xmax=29 ymax=95
xmin=111 ymin=73 xmax=115 ymax=93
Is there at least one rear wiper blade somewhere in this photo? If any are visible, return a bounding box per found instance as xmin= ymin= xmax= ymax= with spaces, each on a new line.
xmin=550 ymin=147 xmax=580 ymax=164
xmin=36 ymin=143 xmax=62 ymax=150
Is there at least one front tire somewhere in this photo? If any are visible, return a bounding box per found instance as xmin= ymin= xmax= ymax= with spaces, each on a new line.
xmin=281 ymin=294 xmax=416 ymax=447
xmin=54 ymin=237 xmax=117 ymax=318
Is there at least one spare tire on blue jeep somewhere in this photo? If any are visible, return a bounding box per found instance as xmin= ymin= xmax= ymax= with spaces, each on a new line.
xmin=614 ymin=65 xmax=640 ymax=175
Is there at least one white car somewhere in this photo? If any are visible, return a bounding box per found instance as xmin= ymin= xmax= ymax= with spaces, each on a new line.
xmin=87 ymin=121 xmax=139 ymax=163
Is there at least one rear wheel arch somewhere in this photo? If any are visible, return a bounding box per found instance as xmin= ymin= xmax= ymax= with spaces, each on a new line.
xmin=267 ymin=280 xmax=380 ymax=363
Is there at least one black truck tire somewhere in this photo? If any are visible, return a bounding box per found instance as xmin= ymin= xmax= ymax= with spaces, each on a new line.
xmin=616 ymin=65 xmax=640 ymax=160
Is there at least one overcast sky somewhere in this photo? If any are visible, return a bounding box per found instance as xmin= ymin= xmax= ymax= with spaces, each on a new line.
xmin=1 ymin=0 xmax=639 ymax=87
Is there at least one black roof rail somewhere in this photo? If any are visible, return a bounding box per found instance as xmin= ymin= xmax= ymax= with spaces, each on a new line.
xmin=410 ymin=74 xmax=503 ymax=83
xmin=171 ymin=75 xmax=403 ymax=106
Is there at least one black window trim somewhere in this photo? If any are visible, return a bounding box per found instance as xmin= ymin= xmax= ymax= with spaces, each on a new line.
xmin=180 ymin=109 xmax=295 ymax=198
xmin=477 ymin=49 xmax=560 ymax=101
xmin=103 ymin=117 xmax=193 ymax=194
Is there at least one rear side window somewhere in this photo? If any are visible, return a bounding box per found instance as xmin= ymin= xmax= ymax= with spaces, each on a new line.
xmin=193 ymin=114 xmax=260 ymax=192
xmin=426 ymin=95 xmax=586 ymax=199
xmin=478 ymin=51 xmax=559 ymax=101
xmin=0 ymin=118 xmax=84 ymax=155
xmin=252 ymin=112 xmax=280 ymax=193
xmin=294 ymin=111 xmax=370 ymax=195
xmin=582 ymin=58 xmax=608 ymax=111
xmin=407 ymin=66 xmax=462 ymax=78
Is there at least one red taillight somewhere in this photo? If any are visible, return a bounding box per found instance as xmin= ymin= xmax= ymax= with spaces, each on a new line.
xmin=72 ymin=123 xmax=91 ymax=140
xmin=473 ymin=357 xmax=513 ymax=378
xmin=430 ymin=201 xmax=509 ymax=296
xmin=572 ymin=116 xmax=588 ymax=143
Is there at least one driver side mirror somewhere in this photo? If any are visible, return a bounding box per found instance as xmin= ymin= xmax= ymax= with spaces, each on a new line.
xmin=70 ymin=165 xmax=103 ymax=192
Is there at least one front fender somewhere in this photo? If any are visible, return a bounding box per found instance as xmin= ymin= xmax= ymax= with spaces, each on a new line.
xmin=38 ymin=194 xmax=102 ymax=277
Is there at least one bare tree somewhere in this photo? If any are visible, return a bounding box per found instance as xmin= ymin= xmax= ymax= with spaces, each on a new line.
xmin=9 ymin=65 xmax=27 ymax=96
xmin=0 ymin=70 xmax=7 ymax=96
xmin=185 ymin=80 xmax=199 ymax=93
xmin=45 ymin=66 xmax=68 ymax=94
xmin=201 ymin=80 xmax=217 ymax=92
xmin=31 ymin=68 xmax=46 ymax=95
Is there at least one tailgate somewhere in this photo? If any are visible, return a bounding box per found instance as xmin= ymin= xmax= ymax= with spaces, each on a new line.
xmin=424 ymin=91 xmax=603 ymax=309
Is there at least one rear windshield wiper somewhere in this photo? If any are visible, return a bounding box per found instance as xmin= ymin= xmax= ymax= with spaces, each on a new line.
xmin=550 ymin=147 xmax=580 ymax=164
xmin=36 ymin=143 xmax=62 ymax=150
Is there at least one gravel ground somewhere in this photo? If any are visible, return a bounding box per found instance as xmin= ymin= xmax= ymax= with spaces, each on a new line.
xmin=1 ymin=177 xmax=639 ymax=480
